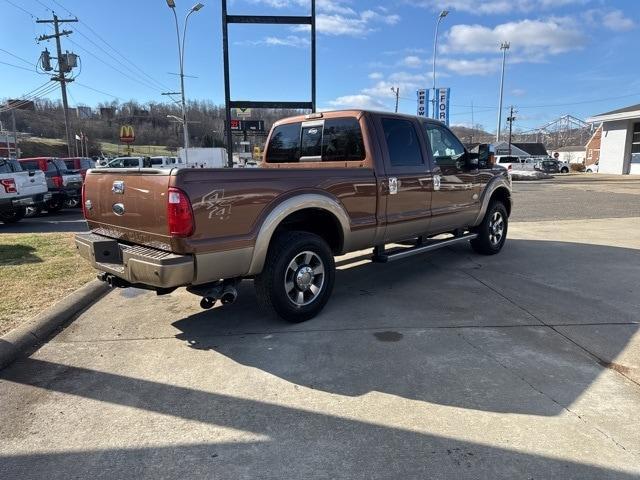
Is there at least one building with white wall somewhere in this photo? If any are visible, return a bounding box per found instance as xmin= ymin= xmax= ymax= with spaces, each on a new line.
xmin=587 ymin=104 xmax=640 ymax=175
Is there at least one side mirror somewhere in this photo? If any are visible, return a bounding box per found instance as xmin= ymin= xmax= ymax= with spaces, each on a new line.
xmin=465 ymin=151 xmax=480 ymax=169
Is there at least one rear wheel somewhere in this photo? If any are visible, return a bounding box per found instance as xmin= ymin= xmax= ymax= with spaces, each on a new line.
xmin=561 ymin=167 xmax=569 ymax=173
xmin=45 ymin=199 xmax=64 ymax=213
xmin=471 ymin=201 xmax=508 ymax=255
xmin=25 ymin=206 xmax=42 ymax=217
xmin=255 ymin=231 xmax=335 ymax=323
xmin=0 ymin=206 xmax=26 ymax=224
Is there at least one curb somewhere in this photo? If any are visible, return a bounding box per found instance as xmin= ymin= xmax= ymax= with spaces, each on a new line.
xmin=0 ymin=280 xmax=110 ymax=370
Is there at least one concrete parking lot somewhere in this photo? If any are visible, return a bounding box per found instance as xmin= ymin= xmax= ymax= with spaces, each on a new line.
xmin=1 ymin=175 xmax=639 ymax=479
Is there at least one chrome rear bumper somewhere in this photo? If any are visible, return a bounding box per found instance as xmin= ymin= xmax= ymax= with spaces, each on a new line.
xmin=75 ymin=232 xmax=194 ymax=288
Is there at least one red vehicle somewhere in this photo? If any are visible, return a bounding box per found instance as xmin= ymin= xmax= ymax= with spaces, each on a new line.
xmin=63 ymin=157 xmax=96 ymax=179
xmin=19 ymin=157 xmax=84 ymax=212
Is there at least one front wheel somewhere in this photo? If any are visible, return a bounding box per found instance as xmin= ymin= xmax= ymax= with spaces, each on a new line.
xmin=255 ymin=231 xmax=335 ymax=323
xmin=561 ymin=167 xmax=569 ymax=174
xmin=471 ymin=201 xmax=508 ymax=255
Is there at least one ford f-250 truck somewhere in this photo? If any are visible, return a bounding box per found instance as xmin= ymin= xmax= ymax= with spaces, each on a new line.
xmin=76 ymin=110 xmax=512 ymax=322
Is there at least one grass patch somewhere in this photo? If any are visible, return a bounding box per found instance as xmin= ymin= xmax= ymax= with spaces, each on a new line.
xmin=0 ymin=233 xmax=95 ymax=336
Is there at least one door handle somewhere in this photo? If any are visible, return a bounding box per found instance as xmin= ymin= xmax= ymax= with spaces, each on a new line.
xmin=388 ymin=177 xmax=398 ymax=195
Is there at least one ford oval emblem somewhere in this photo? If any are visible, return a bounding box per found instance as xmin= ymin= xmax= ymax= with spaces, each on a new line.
xmin=112 ymin=203 xmax=125 ymax=216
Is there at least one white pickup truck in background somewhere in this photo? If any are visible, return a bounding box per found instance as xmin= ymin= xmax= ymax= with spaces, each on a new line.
xmin=0 ymin=158 xmax=50 ymax=224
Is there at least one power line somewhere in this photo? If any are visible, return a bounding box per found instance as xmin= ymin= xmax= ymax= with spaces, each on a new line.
xmin=2 ymin=0 xmax=37 ymax=18
xmin=0 ymin=48 xmax=33 ymax=66
xmin=0 ymin=60 xmax=37 ymax=73
xmin=37 ymin=0 xmax=174 ymax=94
xmin=74 ymin=82 xmax=122 ymax=100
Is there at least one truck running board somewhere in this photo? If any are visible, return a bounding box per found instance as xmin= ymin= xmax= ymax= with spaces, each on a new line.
xmin=372 ymin=233 xmax=478 ymax=263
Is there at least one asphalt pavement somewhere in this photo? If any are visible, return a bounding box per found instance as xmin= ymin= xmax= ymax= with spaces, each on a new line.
xmin=1 ymin=174 xmax=639 ymax=479
xmin=0 ymin=209 xmax=87 ymax=234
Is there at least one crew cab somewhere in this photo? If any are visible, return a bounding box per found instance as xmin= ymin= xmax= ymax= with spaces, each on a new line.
xmin=76 ymin=111 xmax=512 ymax=322
xmin=19 ymin=157 xmax=83 ymax=213
xmin=0 ymin=158 xmax=49 ymax=223
xmin=63 ymin=157 xmax=96 ymax=179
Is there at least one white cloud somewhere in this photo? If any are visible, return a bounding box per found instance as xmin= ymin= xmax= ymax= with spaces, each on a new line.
xmin=245 ymin=0 xmax=401 ymax=37
xmin=368 ymin=72 xmax=384 ymax=79
xmin=401 ymin=55 xmax=423 ymax=68
xmin=441 ymin=57 xmax=501 ymax=76
xmin=602 ymin=10 xmax=635 ymax=31
xmin=443 ymin=18 xmax=586 ymax=59
xmin=235 ymin=35 xmax=309 ymax=48
xmin=511 ymin=88 xmax=527 ymax=97
xmin=411 ymin=0 xmax=591 ymax=15
xmin=327 ymin=94 xmax=389 ymax=110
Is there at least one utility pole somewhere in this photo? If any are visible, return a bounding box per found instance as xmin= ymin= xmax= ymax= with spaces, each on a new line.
xmin=432 ymin=10 xmax=448 ymax=118
xmin=507 ymin=105 xmax=516 ymax=155
xmin=496 ymin=41 xmax=510 ymax=143
xmin=37 ymin=14 xmax=78 ymax=157
xmin=390 ymin=87 xmax=400 ymax=113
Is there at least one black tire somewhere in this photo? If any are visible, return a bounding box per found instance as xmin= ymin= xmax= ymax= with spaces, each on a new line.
xmin=561 ymin=167 xmax=569 ymax=174
xmin=0 ymin=206 xmax=26 ymax=224
xmin=255 ymin=231 xmax=335 ymax=323
xmin=45 ymin=199 xmax=64 ymax=213
xmin=471 ymin=201 xmax=508 ymax=255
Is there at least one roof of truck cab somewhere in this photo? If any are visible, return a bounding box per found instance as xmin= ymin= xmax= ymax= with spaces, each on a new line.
xmin=272 ymin=110 xmax=446 ymax=127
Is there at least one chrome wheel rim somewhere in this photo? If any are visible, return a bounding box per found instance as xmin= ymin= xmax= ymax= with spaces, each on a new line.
xmin=489 ymin=211 xmax=505 ymax=246
xmin=284 ymin=251 xmax=325 ymax=307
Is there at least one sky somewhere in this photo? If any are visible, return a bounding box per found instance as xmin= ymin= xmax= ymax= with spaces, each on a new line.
xmin=1 ymin=0 xmax=639 ymax=133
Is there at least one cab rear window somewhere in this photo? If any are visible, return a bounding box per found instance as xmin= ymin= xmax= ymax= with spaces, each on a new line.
xmin=266 ymin=117 xmax=365 ymax=163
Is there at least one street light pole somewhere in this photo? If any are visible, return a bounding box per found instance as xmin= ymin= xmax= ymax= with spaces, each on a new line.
xmin=432 ymin=10 xmax=448 ymax=119
xmin=496 ymin=41 xmax=510 ymax=143
xmin=166 ymin=1 xmax=204 ymax=165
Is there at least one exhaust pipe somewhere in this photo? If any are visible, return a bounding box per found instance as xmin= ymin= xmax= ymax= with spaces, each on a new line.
xmin=220 ymin=284 xmax=238 ymax=305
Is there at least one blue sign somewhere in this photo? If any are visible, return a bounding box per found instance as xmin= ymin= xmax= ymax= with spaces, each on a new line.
xmin=416 ymin=89 xmax=429 ymax=117
xmin=436 ymin=88 xmax=450 ymax=126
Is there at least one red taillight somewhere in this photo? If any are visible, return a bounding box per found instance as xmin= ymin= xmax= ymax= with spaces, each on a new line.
xmin=1 ymin=178 xmax=17 ymax=194
xmin=52 ymin=175 xmax=63 ymax=188
xmin=167 ymin=187 xmax=194 ymax=237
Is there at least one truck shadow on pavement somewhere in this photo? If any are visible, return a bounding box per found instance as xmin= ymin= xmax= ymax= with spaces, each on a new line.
xmin=1 ymin=357 xmax=638 ymax=480
xmin=171 ymin=239 xmax=640 ymax=417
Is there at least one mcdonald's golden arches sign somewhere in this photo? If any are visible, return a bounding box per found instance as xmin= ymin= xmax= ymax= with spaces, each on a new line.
xmin=119 ymin=125 xmax=135 ymax=144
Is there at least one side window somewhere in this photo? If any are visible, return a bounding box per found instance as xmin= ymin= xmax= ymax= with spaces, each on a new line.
xmin=381 ymin=118 xmax=423 ymax=167
xmin=423 ymin=123 xmax=465 ymax=168
xmin=81 ymin=159 xmax=94 ymax=169
xmin=322 ymin=118 xmax=365 ymax=161
xmin=151 ymin=158 xmax=163 ymax=166
xmin=123 ymin=158 xmax=139 ymax=168
xmin=266 ymin=123 xmax=301 ymax=163
xmin=46 ymin=160 xmax=58 ymax=172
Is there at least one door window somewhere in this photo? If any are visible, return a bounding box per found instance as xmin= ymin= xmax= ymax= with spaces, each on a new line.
xmin=381 ymin=118 xmax=423 ymax=166
xmin=123 ymin=158 xmax=141 ymax=168
xmin=423 ymin=123 xmax=465 ymax=168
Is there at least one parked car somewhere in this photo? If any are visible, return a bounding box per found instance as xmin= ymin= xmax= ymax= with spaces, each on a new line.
xmin=495 ymin=156 xmax=537 ymax=172
xmin=18 ymin=157 xmax=83 ymax=214
xmin=557 ymin=160 xmax=570 ymax=173
xmin=76 ymin=110 xmax=512 ymax=323
xmin=586 ymin=162 xmax=599 ymax=173
xmin=98 ymin=156 xmax=152 ymax=169
xmin=150 ymin=156 xmax=183 ymax=168
xmin=0 ymin=157 xmax=50 ymax=223
xmin=535 ymin=159 xmax=561 ymax=174
xmin=63 ymin=157 xmax=96 ymax=179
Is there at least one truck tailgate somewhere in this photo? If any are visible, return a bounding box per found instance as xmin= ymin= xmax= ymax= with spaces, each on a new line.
xmin=83 ymin=169 xmax=173 ymax=250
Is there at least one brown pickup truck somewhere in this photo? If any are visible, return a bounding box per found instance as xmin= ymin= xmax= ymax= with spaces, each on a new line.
xmin=76 ymin=110 xmax=511 ymax=322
